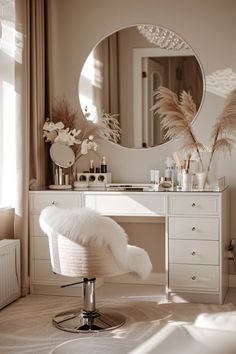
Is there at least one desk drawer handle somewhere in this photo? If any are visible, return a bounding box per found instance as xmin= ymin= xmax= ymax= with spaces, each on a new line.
xmin=192 ymin=203 xmax=196 ymax=207
xmin=192 ymin=227 xmax=196 ymax=231
xmin=191 ymin=251 xmax=196 ymax=256
xmin=191 ymin=275 xmax=197 ymax=280
xmin=50 ymin=200 xmax=57 ymax=206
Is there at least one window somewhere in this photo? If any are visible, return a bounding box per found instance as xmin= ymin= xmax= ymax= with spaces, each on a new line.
xmin=0 ymin=1 xmax=16 ymax=207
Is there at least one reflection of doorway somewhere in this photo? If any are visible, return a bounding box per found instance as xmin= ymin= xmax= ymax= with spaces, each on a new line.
xmin=142 ymin=57 xmax=166 ymax=147
xmin=133 ymin=47 xmax=195 ymax=148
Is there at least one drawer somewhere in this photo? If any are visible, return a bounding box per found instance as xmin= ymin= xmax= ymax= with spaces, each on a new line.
xmin=169 ymin=240 xmax=219 ymax=265
xmin=84 ymin=193 xmax=165 ymax=216
xmin=33 ymin=237 xmax=50 ymax=260
xmin=168 ymin=195 xmax=219 ymax=215
xmin=169 ymin=264 xmax=219 ymax=291
xmin=169 ymin=217 xmax=219 ymax=240
xmin=30 ymin=215 xmax=45 ymax=237
xmin=29 ymin=192 xmax=83 ymax=213
xmin=33 ymin=260 xmax=80 ymax=284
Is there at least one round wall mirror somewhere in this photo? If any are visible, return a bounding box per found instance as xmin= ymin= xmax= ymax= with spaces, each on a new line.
xmin=50 ymin=142 xmax=75 ymax=168
xmin=78 ymin=24 xmax=204 ymax=149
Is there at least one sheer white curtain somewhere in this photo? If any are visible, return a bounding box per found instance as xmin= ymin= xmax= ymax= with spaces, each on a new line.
xmin=0 ymin=1 xmax=17 ymax=208
xmin=0 ymin=0 xmax=50 ymax=295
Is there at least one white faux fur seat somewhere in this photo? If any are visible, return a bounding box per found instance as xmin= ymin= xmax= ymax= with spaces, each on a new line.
xmin=39 ymin=206 xmax=152 ymax=333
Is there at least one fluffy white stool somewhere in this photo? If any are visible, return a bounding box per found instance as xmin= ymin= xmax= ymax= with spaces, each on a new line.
xmin=39 ymin=206 xmax=152 ymax=333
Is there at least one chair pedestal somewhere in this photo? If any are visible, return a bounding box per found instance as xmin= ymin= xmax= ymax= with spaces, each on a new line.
xmin=52 ymin=278 xmax=126 ymax=333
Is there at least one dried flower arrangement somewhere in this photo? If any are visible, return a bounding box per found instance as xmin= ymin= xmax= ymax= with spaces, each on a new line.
xmin=151 ymin=86 xmax=236 ymax=186
xmin=43 ymin=99 xmax=121 ymax=176
xmin=151 ymin=86 xmax=204 ymax=169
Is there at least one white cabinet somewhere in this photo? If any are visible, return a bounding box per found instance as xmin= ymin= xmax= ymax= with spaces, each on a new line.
xmin=29 ymin=189 xmax=229 ymax=303
xmin=167 ymin=190 xmax=229 ymax=304
xmin=29 ymin=191 xmax=83 ymax=295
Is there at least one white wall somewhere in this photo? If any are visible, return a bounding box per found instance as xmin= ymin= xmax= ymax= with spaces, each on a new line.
xmin=49 ymin=0 xmax=236 ymax=274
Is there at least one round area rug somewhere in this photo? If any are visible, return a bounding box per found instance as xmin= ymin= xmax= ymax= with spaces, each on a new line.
xmin=50 ymin=338 xmax=137 ymax=354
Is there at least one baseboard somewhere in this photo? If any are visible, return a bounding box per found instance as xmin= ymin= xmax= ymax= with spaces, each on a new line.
xmin=105 ymin=272 xmax=165 ymax=285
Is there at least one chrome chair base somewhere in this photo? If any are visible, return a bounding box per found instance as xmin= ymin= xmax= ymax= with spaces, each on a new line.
xmin=52 ymin=308 xmax=126 ymax=333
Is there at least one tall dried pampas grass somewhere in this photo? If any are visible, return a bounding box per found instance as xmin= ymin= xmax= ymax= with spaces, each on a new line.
xmin=205 ymin=88 xmax=236 ymax=183
xmin=151 ymin=86 xmax=236 ymax=188
xmin=151 ymin=86 xmax=204 ymax=169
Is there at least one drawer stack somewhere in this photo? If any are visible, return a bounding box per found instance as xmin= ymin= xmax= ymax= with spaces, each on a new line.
xmin=168 ymin=193 xmax=226 ymax=303
xmin=29 ymin=191 xmax=83 ymax=294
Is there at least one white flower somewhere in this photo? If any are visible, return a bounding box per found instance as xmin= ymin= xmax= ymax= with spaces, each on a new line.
xmin=80 ymin=139 xmax=97 ymax=154
xmin=54 ymin=129 xmax=81 ymax=146
xmin=43 ymin=130 xmax=57 ymax=143
xmin=43 ymin=118 xmax=98 ymax=157
xmin=43 ymin=121 xmax=64 ymax=132
xmin=88 ymin=141 xmax=97 ymax=151
xmin=81 ymin=139 xmax=89 ymax=154
xmin=43 ymin=120 xmax=82 ymax=147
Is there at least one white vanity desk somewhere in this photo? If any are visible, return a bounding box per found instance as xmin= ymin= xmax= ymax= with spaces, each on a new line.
xmin=29 ymin=187 xmax=229 ymax=304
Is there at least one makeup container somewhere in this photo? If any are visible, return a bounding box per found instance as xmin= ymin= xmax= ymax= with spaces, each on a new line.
xmin=159 ymin=177 xmax=172 ymax=189
xmin=150 ymin=170 xmax=160 ymax=184
xmin=196 ymin=172 xmax=206 ymax=190
xmin=182 ymin=170 xmax=192 ymax=191
xmin=150 ymin=170 xmax=155 ymax=184
xmin=89 ymin=160 xmax=95 ymax=173
xmin=101 ymin=156 xmax=107 ymax=173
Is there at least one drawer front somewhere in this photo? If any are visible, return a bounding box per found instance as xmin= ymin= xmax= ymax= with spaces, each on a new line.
xmin=169 ymin=240 xmax=219 ymax=265
xmin=169 ymin=195 xmax=219 ymax=215
xmin=29 ymin=193 xmax=83 ymax=213
xmin=84 ymin=193 xmax=165 ymax=216
xmin=33 ymin=237 xmax=50 ymax=260
xmin=169 ymin=217 xmax=219 ymax=240
xmin=31 ymin=215 xmax=45 ymax=237
xmin=169 ymin=264 xmax=219 ymax=291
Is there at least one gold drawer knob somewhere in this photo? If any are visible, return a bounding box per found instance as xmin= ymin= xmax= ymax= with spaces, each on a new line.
xmin=192 ymin=202 xmax=196 ymax=207
xmin=191 ymin=276 xmax=197 ymax=280
xmin=192 ymin=227 xmax=196 ymax=231
xmin=191 ymin=251 xmax=196 ymax=256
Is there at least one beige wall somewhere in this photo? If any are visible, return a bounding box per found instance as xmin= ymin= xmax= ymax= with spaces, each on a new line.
xmin=49 ymin=0 xmax=236 ymax=273
xmin=0 ymin=208 xmax=14 ymax=239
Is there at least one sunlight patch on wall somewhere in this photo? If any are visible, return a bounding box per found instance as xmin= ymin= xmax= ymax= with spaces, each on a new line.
xmin=79 ymin=50 xmax=103 ymax=123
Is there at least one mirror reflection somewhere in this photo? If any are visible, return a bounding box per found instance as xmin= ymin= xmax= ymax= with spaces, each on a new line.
xmin=78 ymin=24 xmax=204 ymax=149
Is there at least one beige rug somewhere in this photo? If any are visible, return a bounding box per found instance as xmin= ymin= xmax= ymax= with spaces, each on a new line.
xmin=0 ymin=295 xmax=234 ymax=354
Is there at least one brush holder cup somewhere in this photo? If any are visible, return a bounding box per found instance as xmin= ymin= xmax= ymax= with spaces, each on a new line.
xmin=74 ymin=173 xmax=112 ymax=190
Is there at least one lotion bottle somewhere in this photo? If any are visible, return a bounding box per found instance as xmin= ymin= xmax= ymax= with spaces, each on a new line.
xmin=89 ymin=160 xmax=95 ymax=173
xmin=101 ymin=156 xmax=107 ymax=173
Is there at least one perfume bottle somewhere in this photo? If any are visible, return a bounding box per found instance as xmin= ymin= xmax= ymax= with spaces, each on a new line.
xmin=89 ymin=160 xmax=95 ymax=173
xmin=101 ymin=156 xmax=107 ymax=173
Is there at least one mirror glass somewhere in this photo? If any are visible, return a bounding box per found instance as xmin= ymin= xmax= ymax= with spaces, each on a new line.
xmin=78 ymin=24 xmax=204 ymax=149
xmin=50 ymin=142 xmax=75 ymax=168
